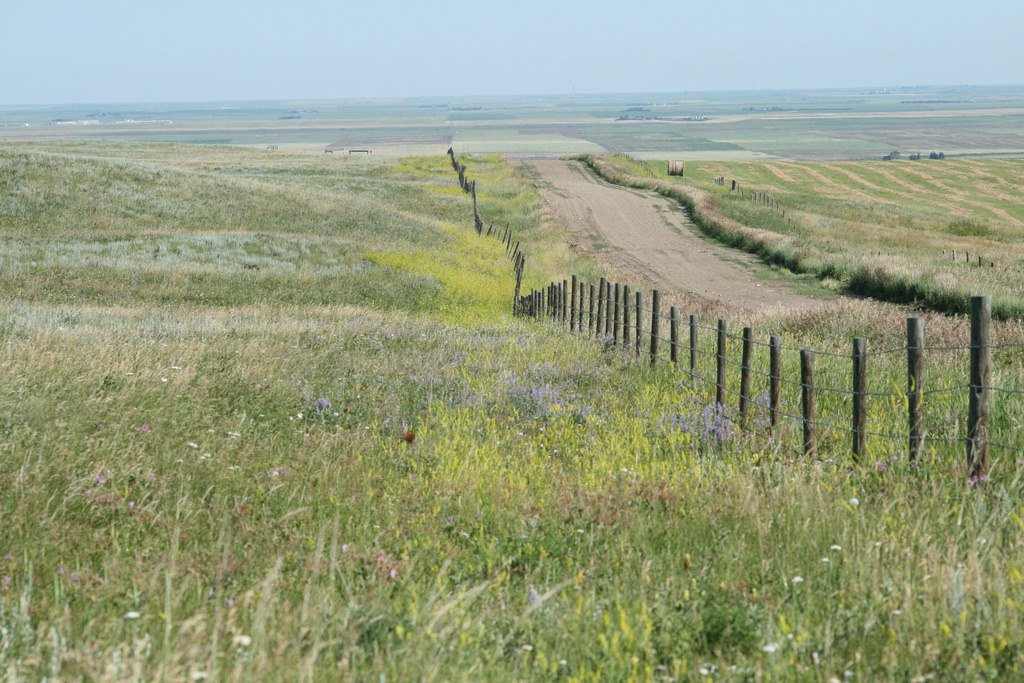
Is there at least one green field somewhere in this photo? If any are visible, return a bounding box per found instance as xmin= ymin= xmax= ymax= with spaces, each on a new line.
xmin=590 ymin=154 xmax=1024 ymax=321
xmin=3 ymin=85 xmax=1024 ymax=160
xmin=4 ymin=141 xmax=1024 ymax=679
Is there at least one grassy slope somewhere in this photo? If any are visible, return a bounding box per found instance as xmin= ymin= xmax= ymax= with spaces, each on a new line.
xmin=588 ymin=154 xmax=1024 ymax=320
xmin=2 ymin=143 xmax=1024 ymax=679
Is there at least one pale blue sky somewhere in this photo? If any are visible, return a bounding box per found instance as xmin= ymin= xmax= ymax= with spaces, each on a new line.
xmin=2 ymin=0 xmax=1021 ymax=105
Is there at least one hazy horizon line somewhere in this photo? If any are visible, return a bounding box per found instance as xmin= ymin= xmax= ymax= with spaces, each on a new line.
xmin=4 ymin=82 xmax=1023 ymax=110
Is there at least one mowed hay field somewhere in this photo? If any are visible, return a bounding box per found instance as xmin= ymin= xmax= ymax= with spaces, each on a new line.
xmin=5 ymin=143 xmax=1024 ymax=679
xmin=601 ymin=155 xmax=1024 ymax=319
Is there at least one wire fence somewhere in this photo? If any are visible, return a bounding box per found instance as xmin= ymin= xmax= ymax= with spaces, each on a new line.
xmin=446 ymin=148 xmax=1019 ymax=479
xmin=517 ymin=276 xmax=1019 ymax=477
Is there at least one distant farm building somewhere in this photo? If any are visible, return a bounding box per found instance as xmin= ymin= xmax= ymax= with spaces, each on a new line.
xmin=324 ymin=143 xmax=372 ymax=154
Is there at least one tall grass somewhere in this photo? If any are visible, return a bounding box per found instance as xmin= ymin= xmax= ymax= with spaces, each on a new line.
xmin=2 ymin=142 xmax=1024 ymax=679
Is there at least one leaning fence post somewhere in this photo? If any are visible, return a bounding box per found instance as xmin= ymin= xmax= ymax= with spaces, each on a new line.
xmin=769 ymin=335 xmax=781 ymax=429
xmin=589 ymin=283 xmax=596 ymax=336
xmin=669 ymin=306 xmax=679 ymax=367
xmin=739 ymin=327 xmax=752 ymax=427
xmin=967 ymin=296 xmax=991 ymax=477
xmin=852 ymin=337 xmax=867 ymax=460
xmin=716 ymin=320 xmax=727 ymax=406
xmin=634 ymin=291 xmax=643 ymax=356
xmin=689 ymin=314 xmax=698 ymax=380
xmin=622 ymin=285 xmax=631 ymax=351
xmin=650 ymin=289 xmax=660 ymax=365
xmin=907 ymin=318 xmax=925 ymax=460
xmin=801 ymin=350 xmax=817 ymax=457
xmin=613 ymin=283 xmax=621 ymax=345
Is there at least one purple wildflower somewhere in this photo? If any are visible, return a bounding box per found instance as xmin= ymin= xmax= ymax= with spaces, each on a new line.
xmin=876 ymin=461 xmax=888 ymax=474
xmin=528 ymin=587 xmax=541 ymax=606
xmin=967 ymin=474 xmax=990 ymax=486
xmin=140 ymin=423 xmax=151 ymax=433
xmin=314 ymin=397 xmax=332 ymax=414
xmin=95 ymin=474 xmax=108 ymax=485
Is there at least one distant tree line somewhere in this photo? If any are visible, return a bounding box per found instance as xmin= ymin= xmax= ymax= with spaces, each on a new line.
xmin=881 ymin=150 xmax=946 ymax=161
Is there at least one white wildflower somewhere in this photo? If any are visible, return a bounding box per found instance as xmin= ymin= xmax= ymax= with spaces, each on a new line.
xmin=762 ymin=643 xmax=779 ymax=653
xmin=124 ymin=611 xmax=141 ymax=620
xmin=232 ymin=634 xmax=252 ymax=647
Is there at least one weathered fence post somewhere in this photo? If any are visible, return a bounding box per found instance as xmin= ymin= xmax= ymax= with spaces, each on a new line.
xmin=739 ymin=327 xmax=752 ymax=427
xmin=596 ymin=278 xmax=605 ymax=334
xmin=634 ymin=291 xmax=643 ymax=356
xmin=561 ymin=279 xmax=568 ymax=325
xmin=769 ymin=335 xmax=781 ymax=429
xmin=669 ymin=306 xmax=679 ymax=367
xmin=801 ymin=350 xmax=817 ymax=456
xmin=570 ymin=276 xmax=578 ymax=333
xmin=588 ymin=283 xmax=596 ymax=336
xmin=852 ymin=337 xmax=867 ymax=460
xmin=576 ymin=280 xmax=584 ymax=333
xmin=650 ymin=289 xmax=660 ymax=365
xmin=907 ymin=318 xmax=925 ymax=460
xmin=716 ymin=320 xmax=727 ymax=406
xmin=689 ymin=315 xmax=698 ymax=380
xmin=613 ymin=283 xmax=621 ymax=345
xmin=622 ymin=285 xmax=631 ymax=350
xmin=604 ymin=281 xmax=613 ymax=337
xmin=513 ymin=254 xmax=524 ymax=316
xmin=967 ymin=296 xmax=991 ymax=477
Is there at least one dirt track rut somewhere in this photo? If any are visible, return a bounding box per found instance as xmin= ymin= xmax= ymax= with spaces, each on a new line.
xmin=527 ymin=159 xmax=826 ymax=312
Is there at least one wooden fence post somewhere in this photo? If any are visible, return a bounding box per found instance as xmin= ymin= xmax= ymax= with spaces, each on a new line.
xmin=573 ymin=276 xmax=581 ymax=331
xmin=576 ymin=280 xmax=584 ymax=332
xmin=561 ymin=279 xmax=568 ymax=324
xmin=852 ymin=337 xmax=867 ymax=460
xmin=769 ymin=335 xmax=781 ymax=429
xmin=669 ymin=306 xmax=679 ymax=367
xmin=801 ymin=350 xmax=816 ymax=457
xmin=650 ymin=289 xmax=660 ymax=365
xmin=588 ymin=283 xmax=596 ymax=337
xmin=634 ymin=291 xmax=643 ymax=356
xmin=689 ymin=315 xmax=698 ymax=380
xmin=967 ymin=296 xmax=991 ymax=478
xmin=604 ymin=281 xmax=613 ymax=337
xmin=613 ymin=283 xmax=621 ymax=345
xmin=622 ymin=285 xmax=631 ymax=350
xmin=739 ymin=327 xmax=752 ymax=426
xmin=596 ymin=278 xmax=605 ymax=335
xmin=716 ymin=320 xmax=727 ymax=406
xmin=907 ymin=318 xmax=924 ymax=460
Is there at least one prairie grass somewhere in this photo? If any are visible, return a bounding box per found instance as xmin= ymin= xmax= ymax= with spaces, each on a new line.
xmin=2 ymin=142 xmax=1024 ymax=679
xmin=591 ymin=155 xmax=1024 ymax=320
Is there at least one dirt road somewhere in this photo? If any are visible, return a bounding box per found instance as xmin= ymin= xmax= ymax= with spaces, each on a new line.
xmin=526 ymin=159 xmax=826 ymax=312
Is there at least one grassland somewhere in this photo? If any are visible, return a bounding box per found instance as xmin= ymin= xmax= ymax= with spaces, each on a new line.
xmin=589 ymin=154 xmax=1024 ymax=321
xmin=4 ymin=85 xmax=1024 ymax=160
xmin=4 ymin=142 xmax=1024 ymax=679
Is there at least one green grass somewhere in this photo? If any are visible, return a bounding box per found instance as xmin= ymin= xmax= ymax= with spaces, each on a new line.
xmin=4 ymin=142 xmax=1024 ymax=679
xmin=587 ymin=154 xmax=1024 ymax=320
